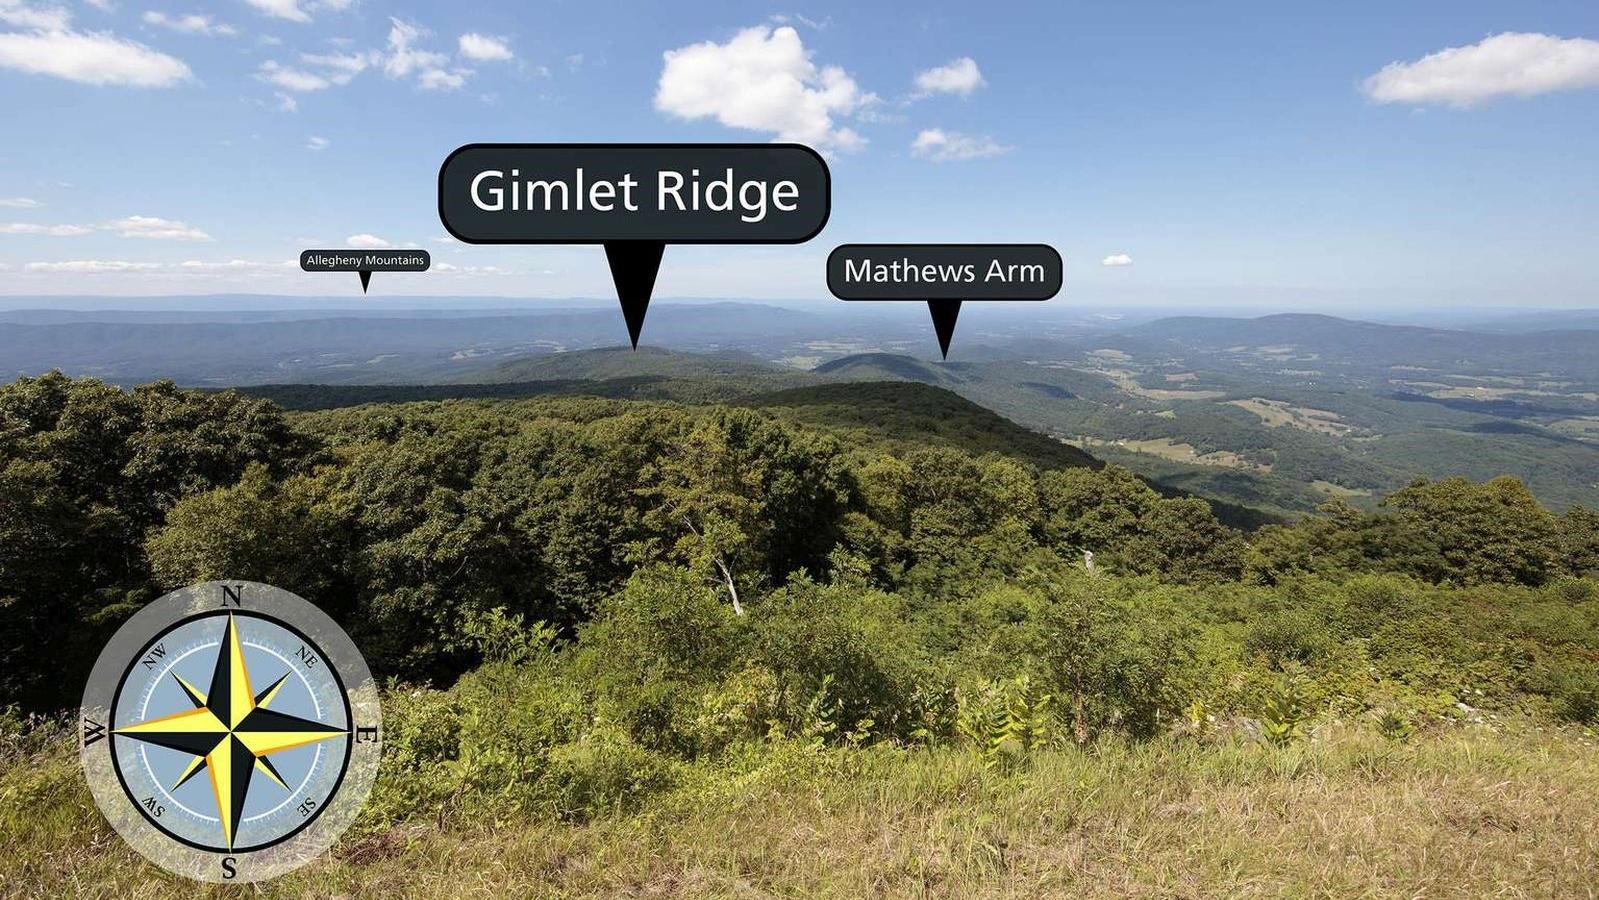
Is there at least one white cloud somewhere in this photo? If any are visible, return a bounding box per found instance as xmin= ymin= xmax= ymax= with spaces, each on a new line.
xmin=418 ymin=66 xmax=468 ymax=90
xmin=0 ymin=222 xmax=93 ymax=235
xmin=656 ymin=25 xmax=868 ymax=152
xmin=346 ymin=233 xmax=392 ymax=249
xmin=1 ymin=214 xmax=209 ymax=239
xmin=258 ymin=20 xmax=472 ymax=95
xmin=83 ymin=0 xmax=114 ymax=10
xmin=914 ymin=57 xmax=984 ymax=97
xmin=383 ymin=18 xmax=446 ymax=77
xmin=305 ymin=135 xmax=328 ymax=150
xmin=258 ymin=50 xmax=371 ymax=95
xmin=768 ymin=12 xmax=830 ymax=31
xmin=0 ymin=29 xmax=190 ymax=87
xmin=432 ymin=262 xmax=506 ymax=274
xmin=380 ymin=17 xmax=469 ymax=90
xmin=107 ymin=215 xmax=210 ymax=240
xmin=0 ymin=0 xmax=70 ymax=30
xmin=910 ymin=128 xmax=1009 ymax=161
xmin=1101 ymin=253 xmax=1133 ymax=267
xmin=1364 ymin=32 xmax=1599 ymax=107
xmin=142 ymin=11 xmax=237 ymax=37
xmin=299 ymin=50 xmax=370 ymax=84
xmin=239 ymin=0 xmax=349 ymax=23
xmin=22 ymin=258 xmax=292 ymax=274
xmin=0 ymin=197 xmax=40 ymax=208
xmin=458 ymin=32 xmax=511 ymax=62
xmin=244 ymin=0 xmax=308 ymax=23
xmin=174 ymin=258 xmax=294 ymax=273
xmin=257 ymin=59 xmax=329 ymax=91
xmin=25 ymin=259 xmax=162 ymax=272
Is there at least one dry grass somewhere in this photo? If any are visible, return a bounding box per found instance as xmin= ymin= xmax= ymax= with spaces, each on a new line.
xmin=1071 ymin=436 xmax=1265 ymax=472
xmin=1227 ymin=398 xmax=1354 ymax=438
xmin=6 ymin=724 xmax=1599 ymax=898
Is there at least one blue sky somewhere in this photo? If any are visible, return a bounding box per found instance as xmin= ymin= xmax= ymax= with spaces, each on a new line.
xmin=2 ymin=0 xmax=1597 ymax=308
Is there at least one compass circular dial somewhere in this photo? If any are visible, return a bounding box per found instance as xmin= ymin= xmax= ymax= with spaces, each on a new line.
xmin=81 ymin=582 xmax=381 ymax=884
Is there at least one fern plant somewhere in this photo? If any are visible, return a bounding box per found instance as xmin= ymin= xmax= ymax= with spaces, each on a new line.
xmin=1375 ymin=708 xmax=1415 ymax=742
xmin=958 ymin=675 xmax=1057 ymax=771
xmin=1260 ymin=675 xmax=1309 ymax=747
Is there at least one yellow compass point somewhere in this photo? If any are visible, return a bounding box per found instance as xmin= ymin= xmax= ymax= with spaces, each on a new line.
xmin=114 ymin=705 xmax=226 ymax=736
xmin=204 ymin=739 xmax=241 ymax=850
xmin=224 ymin=614 xmax=257 ymax=729
xmin=237 ymin=728 xmax=346 ymax=758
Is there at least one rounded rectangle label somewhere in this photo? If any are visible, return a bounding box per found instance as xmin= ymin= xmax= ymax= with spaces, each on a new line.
xmin=827 ymin=243 xmax=1062 ymax=301
xmin=300 ymin=250 xmax=430 ymax=272
xmin=438 ymin=143 xmax=831 ymax=244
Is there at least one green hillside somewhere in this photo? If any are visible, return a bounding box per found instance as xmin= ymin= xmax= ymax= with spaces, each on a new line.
xmin=462 ymin=345 xmax=785 ymax=383
xmin=746 ymin=381 xmax=1101 ymax=471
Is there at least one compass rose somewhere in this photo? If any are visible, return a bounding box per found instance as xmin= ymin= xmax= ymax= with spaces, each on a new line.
xmin=113 ymin=613 xmax=347 ymax=851
xmin=81 ymin=581 xmax=382 ymax=884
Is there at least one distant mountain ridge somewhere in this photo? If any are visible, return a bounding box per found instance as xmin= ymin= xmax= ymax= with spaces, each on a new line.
xmin=463 ymin=345 xmax=782 ymax=383
xmin=1109 ymin=313 xmax=1599 ymax=380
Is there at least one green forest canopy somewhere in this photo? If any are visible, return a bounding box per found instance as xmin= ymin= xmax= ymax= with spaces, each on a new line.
xmin=2 ymin=371 xmax=1597 ymax=743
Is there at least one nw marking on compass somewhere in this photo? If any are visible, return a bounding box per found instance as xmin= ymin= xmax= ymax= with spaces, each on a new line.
xmin=112 ymin=613 xmax=348 ymax=851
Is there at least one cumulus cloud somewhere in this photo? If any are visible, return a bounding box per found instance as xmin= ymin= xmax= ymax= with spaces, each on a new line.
xmin=383 ymin=17 xmax=468 ymax=90
xmin=909 ymin=128 xmax=1009 ymax=161
xmin=1101 ymin=253 xmax=1133 ymax=267
xmin=274 ymin=91 xmax=297 ymax=111
xmin=23 ymin=258 xmax=293 ymax=274
xmin=346 ymin=233 xmax=392 ymax=249
xmin=24 ymin=259 xmax=163 ymax=272
xmin=0 ymin=27 xmax=191 ymax=87
xmin=458 ymin=32 xmax=511 ymax=62
xmin=240 ymin=0 xmax=350 ymax=24
xmin=305 ymin=135 xmax=328 ymax=150
xmin=141 ymin=11 xmax=237 ymax=37
xmin=1363 ymin=32 xmax=1599 ymax=107
xmin=0 ymin=222 xmax=94 ymax=235
xmin=299 ymin=50 xmax=370 ymax=83
xmin=432 ymin=261 xmax=506 ymax=274
xmin=244 ymin=0 xmax=309 ymax=23
xmin=174 ymin=258 xmax=295 ymax=273
xmin=258 ymin=19 xmax=470 ymax=95
xmin=383 ymin=18 xmax=445 ymax=76
xmin=0 ymin=197 xmax=40 ymax=208
xmin=656 ymin=25 xmax=867 ymax=152
xmin=913 ymin=57 xmax=984 ymax=97
xmin=107 ymin=215 xmax=210 ymax=240
xmin=0 ymin=0 xmax=69 ymax=30
xmin=259 ymin=50 xmax=371 ymax=94
xmin=257 ymin=59 xmax=329 ymax=91
xmin=1 ymin=215 xmax=207 ymax=238
xmin=419 ymin=65 xmax=468 ymax=90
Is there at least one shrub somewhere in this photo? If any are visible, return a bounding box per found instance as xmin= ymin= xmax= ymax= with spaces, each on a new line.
xmin=751 ymin=575 xmax=934 ymax=743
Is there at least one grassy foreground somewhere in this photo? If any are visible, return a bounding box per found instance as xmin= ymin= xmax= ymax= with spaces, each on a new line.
xmin=4 ymin=723 xmax=1598 ymax=899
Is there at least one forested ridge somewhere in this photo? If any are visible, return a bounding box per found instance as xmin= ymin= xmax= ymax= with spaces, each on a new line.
xmin=4 ymin=370 xmax=1599 ymax=895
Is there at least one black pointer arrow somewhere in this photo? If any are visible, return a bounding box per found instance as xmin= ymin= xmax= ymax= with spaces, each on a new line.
xmin=358 ymin=269 xmax=372 ymax=294
xmin=604 ymin=241 xmax=665 ymax=349
xmin=927 ymin=300 xmax=962 ymax=360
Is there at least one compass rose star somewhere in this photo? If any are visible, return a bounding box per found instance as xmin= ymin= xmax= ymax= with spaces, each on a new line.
xmin=114 ymin=613 xmax=347 ymax=850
